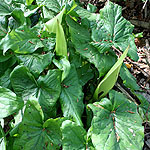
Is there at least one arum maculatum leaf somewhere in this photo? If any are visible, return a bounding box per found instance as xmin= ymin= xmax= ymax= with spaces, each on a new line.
xmin=13 ymin=99 xmax=62 ymax=150
xmin=88 ymin=90 xmax=144 ymax=150
xmin=60 ymin=65 xmax=84 ymax=126
xmin=0 ymin=87 xmax=24 ymax=119
xmin=61 ymin=120 xmax=86 ymax=150
xmin=10 ymin=65 xmax=62 ymax=118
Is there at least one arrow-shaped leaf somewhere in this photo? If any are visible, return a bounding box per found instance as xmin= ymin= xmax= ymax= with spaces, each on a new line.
xmin=13 ymin=99 xmax=62 ymax=149
xmin=88 ymin=90 xmax=144 ymax=150
xmin=0 ymin=26 xmax=43 ymax=54
xmin=60 ymin=65 xmax=84 ymax=126
xmin=10 ymin=65 xmax=61 ymax=117
xmin=61 ymin=120 xmax=86 ymax=150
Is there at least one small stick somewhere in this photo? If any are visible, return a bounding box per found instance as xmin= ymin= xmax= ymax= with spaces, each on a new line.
xmin=142 ymin=0 xmax=148 ymax=10
xmin=112 ymin=45 xmax=149 ymax=77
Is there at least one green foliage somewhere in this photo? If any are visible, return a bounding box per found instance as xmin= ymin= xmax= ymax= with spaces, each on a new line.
xmin=13 ymin=99 xmax=62 ymax=150
xmin=60 ymin=65 xmax=84 ymax=126
xmin=120 ymin=64 xmax=140 ymax=91
xmin=133 ymin=32 xmax=143 ymax=38
xmin=88 ymin=90 xmax=144 ymax=150
xmin=0 ymin=0 xmax=147 ymax=149
xmin=0 ymin=87 xmax=24 ymax=119
xmin=0 ymin=1 xmax=12 ymax=16
xmin=61 ymin=120 xmax=86 ymax=149
xmin=0 ymin=26 xmax=43 ymax=54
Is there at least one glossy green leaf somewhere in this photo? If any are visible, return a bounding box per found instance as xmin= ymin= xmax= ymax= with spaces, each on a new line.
xmin=91 ymin=1 xmax=138 ymax=61
xmin=135 ymin=93 xmax=150 ymax=122
xmin=120 ymin=64 xmax=140 ymax=91
xmin=37 ymin=0 xmax=61 ymax=13
xmin=41 ymin=33 xmax=56 ymax=51
xmin=37 ymin=69 xmax=61 ymax=118
xmin=90 ymin=40 xmax=113 ymax=53
xmin=69 ymin=46 xmax=83 ymax=68
xmin=60 ymin=65 xmax=84 ymax=126
xmin=10 ymin=65 xmax=38 ymax=99
xmin=88 ymin=90 xmax=144 ymax=150
xmin=0 ymin=26 xmax=43 ymax=54
xmin=93 ymin=46 xmax=129 ymax=100
xmin=74 ymin=2 xmax=138 ymax=61
xmin=61 ymin=120 xmax=86 ymax=150
xmin=0 ymin=1 xmax=12 ymax=16
xmin=11 ymin=8 xmax=26 ymax=25
xmin=0 ymin=16 xmax=8 ymax=39
xmin=0 ymin=56 xmax=16 ymax=77
xmin=0 ymin=1 xmax=145 ymax=148
xmin=77 ymin=63 xmax=94 ymax=86
xmin=53 ymin=57 xmax=71 ymax=81
xmin=67 ymin=15 xmax=116 ymax=77
xmin=74 ymin=5 xmax=97 ymax=21
xmin=0 ymin=69 xmax=12 ymax=88
xmin=42 ymin=6 xmax=55 ymax=20
xmin=10 ymin=65 xmax=61 ymax=117
xmin=0 ymin=50 xmax=12 ymax=63
xmin=13 ymin=99 xmax=62 ymax=150
xmin=0 ymin=87 xmax=24 ymax=119
xmin=24 ymin=7 xmax=39 ymax=17
xmin=17 ymin=52 xmax=54 ymax=77
xmin=37 ymin=0 xmax=73 ymax=13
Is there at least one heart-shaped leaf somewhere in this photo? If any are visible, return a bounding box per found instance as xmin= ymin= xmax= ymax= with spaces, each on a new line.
xmin=75 ymin=2 xmax=138 ymax=61
xmin=0 ymin=87 xmax=24 ymax=119
xmin=13 ymin=99 xmax=62 ymax=150
xmin=88 ymin=90 xmax=144 ymax=150
xmin=10 ymin=65 xmax=61 ymax=117
xmin=60 ymin=65 xmax=84 ymax=126
xmin=66 ymin=15 xmax=116 ymax=77
xmin=61 ymin=120 xmax=86 ymax=150
xmin=91 ymin=1 xmax=138 ymax=61
xmin=17 ymin=52 xmax=54 ymax=77
xmin=0 ymin=26 xmax=43 ymax=54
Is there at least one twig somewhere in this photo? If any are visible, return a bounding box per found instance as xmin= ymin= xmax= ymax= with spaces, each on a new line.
xmin=142 ymin=0 xmax=148 ymax=10
xmin=145 ymin=39 xmax=150 ymax=51
xmin=112 ymin=45 xmax=149 ymax=77
xmin=129 ymin=20 xmax=150 ymax=29
xmin=122 ymin=7 xmax=127 ymax=11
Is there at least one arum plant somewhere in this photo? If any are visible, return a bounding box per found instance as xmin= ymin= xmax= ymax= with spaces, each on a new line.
xmin=93 ymin=46 xmax=129 ymax=100
xmin=45 ymin=7 xmax=68 ymax=59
